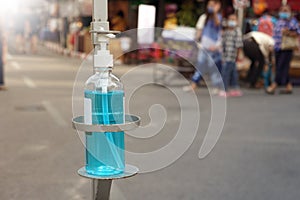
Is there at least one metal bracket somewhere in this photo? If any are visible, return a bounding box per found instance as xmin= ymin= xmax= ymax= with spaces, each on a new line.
xmin=78 ymin=165 xmax=139 ymax=200
xmin=72 ymin=114 xmax=141 ymax=133
xmin=90 ymin=21 xmax=120 ymax=46
xmin=73 ymin=115 xmax=140 ymax=200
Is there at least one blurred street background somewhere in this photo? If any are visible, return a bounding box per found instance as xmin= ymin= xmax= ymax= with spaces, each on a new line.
xmin=1 ymin=0 xmax=300 ymax=200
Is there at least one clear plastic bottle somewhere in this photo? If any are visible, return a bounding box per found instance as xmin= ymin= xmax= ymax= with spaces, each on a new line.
xmin=84 ymin=67 xmax=125 ymax=176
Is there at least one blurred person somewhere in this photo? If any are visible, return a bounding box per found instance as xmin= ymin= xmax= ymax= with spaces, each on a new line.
xmin=68 ymin=18 xmax=83 ymax=51
xmin=24 ymin=19 xmax=31 ymax=53
xmin=253 ymin=0 xmax=268 ymax=16
xmin=219 ymin=13 xmax=243 ymax=97
xmin=0 ymin=18 xmax=6 ymax=90
xmin=262 ymin=52 xmax=275 ymax=88
xmin=111 ymin=10 xmax=127 ymax=32
xmin=266 ymin=5 xmax=300 ymax=94
xmin=164 ymin=4 xmax=178 ymax=30
xmin=184 ymin=0 xmax=222 ymax=93
xmin=15 ymin=11 xmax=25 ymax=53
xmin=256 ymin=9 xmax=277 ymax=36
xmin=28 ymin=12 xmax=40 ymax=54
xmin=257 ymin=10 xmax=277 ymax=88
xmin=243 ymin=31 xmax=275 ymax=89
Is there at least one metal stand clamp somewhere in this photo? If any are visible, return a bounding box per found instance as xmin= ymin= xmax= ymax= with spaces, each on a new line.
xmin=72 ymin=114 xmax=140 ymax=200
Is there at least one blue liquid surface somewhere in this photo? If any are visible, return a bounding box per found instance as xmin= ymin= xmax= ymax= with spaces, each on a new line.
xmin=84 ymin=90 xmax=125 ymax=176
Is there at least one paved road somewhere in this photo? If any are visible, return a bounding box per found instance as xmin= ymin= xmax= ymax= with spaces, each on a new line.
xmin=0 ymin=45 xmax=300 ymax=200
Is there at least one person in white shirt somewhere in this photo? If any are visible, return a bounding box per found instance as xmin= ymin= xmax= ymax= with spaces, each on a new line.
xmin=243 ymin=31 xmax=275 ymax=88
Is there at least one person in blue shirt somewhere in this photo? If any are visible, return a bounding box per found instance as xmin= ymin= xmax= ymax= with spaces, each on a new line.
xmin=266 ymin=5 xmax=300 ymax=94
xmin=184 ymin=0 xmax=222 ymax=93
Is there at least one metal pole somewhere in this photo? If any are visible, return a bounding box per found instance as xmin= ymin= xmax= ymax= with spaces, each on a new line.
xmin=92 ymin=0 xmax=112 ymax=200
xmin=92 ymin=180 xmax=96 ymax=200
xmin=83 ymin=1 xmax=136 ymax=200
xmin=92 ymin=179 xmax=112 ymax=200
xmin=93 ymin=0 xmax=108 ymax=22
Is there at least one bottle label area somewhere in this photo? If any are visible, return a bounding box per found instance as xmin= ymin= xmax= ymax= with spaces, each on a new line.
xmin=84 ymin=90 xmax=125 ymax=176
xmin=84 ymin=98 xmax=92 ymax=125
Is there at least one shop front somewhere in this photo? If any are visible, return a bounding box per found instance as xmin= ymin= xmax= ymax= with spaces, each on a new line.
xmin=59 ymin=0 xmax=208 ymax=58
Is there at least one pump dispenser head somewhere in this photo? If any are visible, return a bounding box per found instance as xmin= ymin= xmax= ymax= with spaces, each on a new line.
xmin=94 ymin=46 xmax=114 ymax=68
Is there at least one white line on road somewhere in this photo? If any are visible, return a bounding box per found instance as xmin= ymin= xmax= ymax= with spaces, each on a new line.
xmin=42 ymin=101 xmax=68 ymax=127
xmin=11 ymin=61 xmax=21 ymax=70
xmin=23 ymin=76 xmax=37 ymax=88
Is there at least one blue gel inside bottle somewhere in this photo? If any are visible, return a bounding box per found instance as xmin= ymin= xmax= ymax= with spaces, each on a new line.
xmin=84 ymin=90 xmax=125 ymax=176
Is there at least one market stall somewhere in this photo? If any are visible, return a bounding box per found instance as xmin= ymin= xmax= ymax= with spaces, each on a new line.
xmin=153 ymin=26 xmax=197 ymax=85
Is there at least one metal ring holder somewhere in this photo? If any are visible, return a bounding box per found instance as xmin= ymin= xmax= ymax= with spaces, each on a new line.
xmin=72 ymin=114 xmax=141 ymax=200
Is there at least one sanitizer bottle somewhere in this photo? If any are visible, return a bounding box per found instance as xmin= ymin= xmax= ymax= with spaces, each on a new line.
xmin=84 ymin=45 xmax=125 ymax=176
